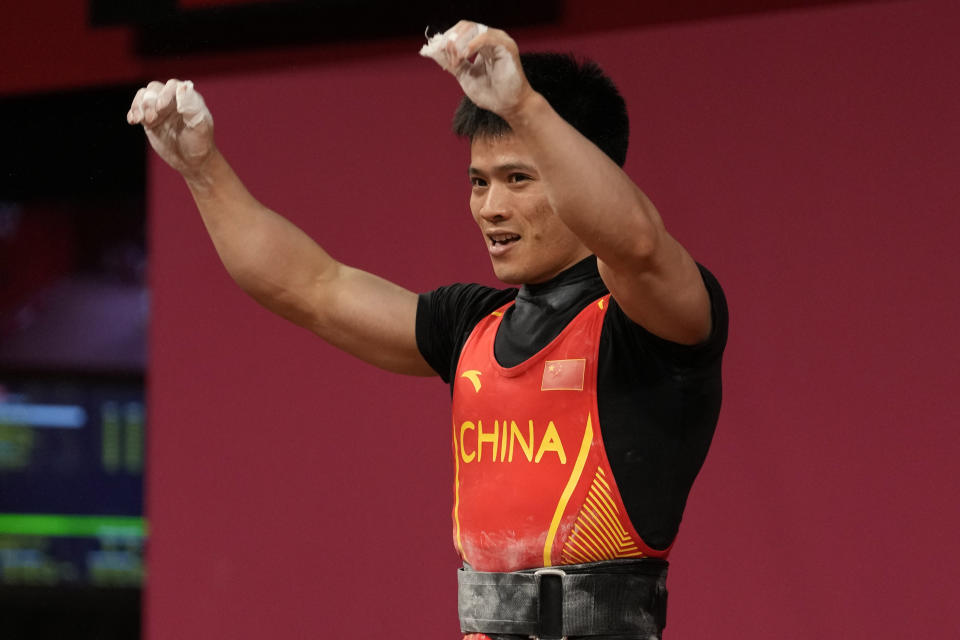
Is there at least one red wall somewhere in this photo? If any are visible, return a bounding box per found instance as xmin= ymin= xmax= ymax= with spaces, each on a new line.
xmin=148 ymin=1 xmax=960 ymax=637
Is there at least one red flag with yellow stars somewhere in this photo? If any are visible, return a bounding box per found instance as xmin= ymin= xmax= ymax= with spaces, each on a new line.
xmin=541 ymin=358 xmax=586 ymax=391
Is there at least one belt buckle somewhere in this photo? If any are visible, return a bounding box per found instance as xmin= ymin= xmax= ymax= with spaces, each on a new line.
xmin=531 ymin=568 xmax=567 ymax=640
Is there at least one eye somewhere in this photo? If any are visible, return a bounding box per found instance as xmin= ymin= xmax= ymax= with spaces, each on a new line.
xmin=508 ymin=173 xmax=531 ymax=184
xmin=470 ymin=176 xmax=487 ymax=188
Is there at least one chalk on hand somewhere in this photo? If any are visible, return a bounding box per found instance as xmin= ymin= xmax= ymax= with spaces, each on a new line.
xmin=175 ymin=80 xmax=211 ymax=129
xmin=419 ymin=23 xmax=488 ymax=69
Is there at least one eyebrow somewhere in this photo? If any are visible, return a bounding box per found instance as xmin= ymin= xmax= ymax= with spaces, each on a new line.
xmin=468 ymin=162 xmax=537 ymax=176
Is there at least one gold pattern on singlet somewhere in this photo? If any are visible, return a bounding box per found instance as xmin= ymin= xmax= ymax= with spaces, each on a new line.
xmin=561 ymin=467 xmax=645 ymax=564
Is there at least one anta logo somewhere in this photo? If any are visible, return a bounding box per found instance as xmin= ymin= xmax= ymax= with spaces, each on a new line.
xmin=461 ymin=370 xmax=482 ymax=392
xmin=458 ymin=419 xmax=567 ymax=464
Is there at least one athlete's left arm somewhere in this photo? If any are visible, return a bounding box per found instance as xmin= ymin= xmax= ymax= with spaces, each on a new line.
xmin=431 ymin=22 xmax=712 ymax=345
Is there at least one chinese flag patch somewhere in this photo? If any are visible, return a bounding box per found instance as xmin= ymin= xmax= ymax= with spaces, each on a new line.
xmin=541 ymin=358 xmax=586 ymax=391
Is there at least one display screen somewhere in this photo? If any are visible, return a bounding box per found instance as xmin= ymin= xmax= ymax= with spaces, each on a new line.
xmin=0 ymin=72 xmax=146 ymax=640
xmin=0 ymin=378 xmax=145 ymax=587
xmin=0 ymin=189 xmax=147 ymax=589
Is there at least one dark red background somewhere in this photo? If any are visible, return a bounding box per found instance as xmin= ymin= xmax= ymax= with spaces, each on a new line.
xmin=146 ymin=1 xmax=960 ymax=637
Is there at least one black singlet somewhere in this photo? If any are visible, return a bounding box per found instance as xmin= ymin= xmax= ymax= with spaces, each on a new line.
xmin=416 ymin=256 xmax=727 ymax=550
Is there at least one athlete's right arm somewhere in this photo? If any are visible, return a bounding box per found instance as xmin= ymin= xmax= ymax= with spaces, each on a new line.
xmin=128 ymin=79 xmax=436 ymax=377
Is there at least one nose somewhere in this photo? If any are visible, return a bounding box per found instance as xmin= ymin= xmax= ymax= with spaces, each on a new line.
xmin=477 ymin=183 xmax=511 ymax=223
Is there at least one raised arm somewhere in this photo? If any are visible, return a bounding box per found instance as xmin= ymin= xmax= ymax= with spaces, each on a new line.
xmin=426 ymin=23 xmax=712 ymax=345
xmin=127 ymin=79 xmax=435 ymax=376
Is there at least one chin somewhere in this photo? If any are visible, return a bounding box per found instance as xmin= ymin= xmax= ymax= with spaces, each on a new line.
xmin=492 ymin=262 xmax=554 ymax=286
xmin=491 ymin=262 xmax=527 ymax=285
xmin=493 ymin=270 xmax=525 ymax=285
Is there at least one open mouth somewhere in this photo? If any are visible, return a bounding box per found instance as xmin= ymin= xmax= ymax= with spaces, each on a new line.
xmin=488 ymin=232 xmax=521 ymax=247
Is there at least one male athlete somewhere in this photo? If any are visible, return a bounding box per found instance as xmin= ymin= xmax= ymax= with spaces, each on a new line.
xmin=128 ymin=20 xmax=727 ymax=640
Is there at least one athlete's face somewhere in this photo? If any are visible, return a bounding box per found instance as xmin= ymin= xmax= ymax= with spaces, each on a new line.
xmin=468 ymin=134 xmax=591 ymax=285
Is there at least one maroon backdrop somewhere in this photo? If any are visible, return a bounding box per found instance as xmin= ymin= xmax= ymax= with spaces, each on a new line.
xmin=148 ymin=1 xmax=960 ymax=638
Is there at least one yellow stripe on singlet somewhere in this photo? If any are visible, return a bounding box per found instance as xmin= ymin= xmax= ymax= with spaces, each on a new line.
xmin=542 ymin=413 xmax=594 ymax=566
xmin=452 ymin=419 xmax=466 ymax=561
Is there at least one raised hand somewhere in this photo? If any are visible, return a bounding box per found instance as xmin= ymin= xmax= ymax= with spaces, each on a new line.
xmin=127 ymin=79 xmax=215 ymax=178
xmin=420 ymin=21 xmax=534 ymax=117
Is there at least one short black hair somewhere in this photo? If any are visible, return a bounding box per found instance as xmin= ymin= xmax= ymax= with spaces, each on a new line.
xmin=452 ymin=52 xmax=629 ymax=167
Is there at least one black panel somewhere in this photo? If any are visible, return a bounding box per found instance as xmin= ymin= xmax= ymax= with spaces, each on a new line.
xmin=0 ymin=586 xmax=140 ymax=640
xmin=88 ymin=0 xmax=176 ymax=26
xmin=0 ymin=86 xmax=145 ymax=200
xmin=132 ymin=0 xmax=563 ymax=55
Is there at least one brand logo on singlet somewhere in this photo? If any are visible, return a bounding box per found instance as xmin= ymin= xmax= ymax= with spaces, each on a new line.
xmin=460 ymin=370 xmax=483 ymax=393
xmin=458 ymin=419 xmax=567 ymax=465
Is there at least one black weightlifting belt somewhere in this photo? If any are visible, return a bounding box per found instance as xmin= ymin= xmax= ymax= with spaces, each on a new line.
xmin=457 ymin=558 xmax=668 ymax=639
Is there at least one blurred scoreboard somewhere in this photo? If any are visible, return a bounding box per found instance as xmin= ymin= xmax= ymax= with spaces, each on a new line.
xmin=0 ymin=379 xmax=146 ymax=588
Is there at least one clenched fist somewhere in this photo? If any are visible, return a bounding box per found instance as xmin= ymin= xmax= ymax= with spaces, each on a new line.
xmin=420 ymin=20 xmax=534 ymax=118
xmin=127 ymin=79 xmax=215 ymax=178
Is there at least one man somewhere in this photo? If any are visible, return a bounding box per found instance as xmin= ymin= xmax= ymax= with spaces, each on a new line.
xmin=128 ymin=20 xmax=726 ymax=640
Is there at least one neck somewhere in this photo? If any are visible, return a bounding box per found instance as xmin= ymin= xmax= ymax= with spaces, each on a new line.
xmin=520 ymin=255 xmax=599 ymax=298
xmin=494 ymin=254 xmax=605 ymax=367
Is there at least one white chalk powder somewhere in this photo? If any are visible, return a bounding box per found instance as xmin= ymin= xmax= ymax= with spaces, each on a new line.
xmin=175 ymin=80 xmax=211 ymax=129
xmin=419 ymin=23 xmax=488 ymax=69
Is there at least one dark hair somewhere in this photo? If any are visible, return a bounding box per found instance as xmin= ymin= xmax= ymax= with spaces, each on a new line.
xmin=452 ymin=52 xmax=629 ymax=166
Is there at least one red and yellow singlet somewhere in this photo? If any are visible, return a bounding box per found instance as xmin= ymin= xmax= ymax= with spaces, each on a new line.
xmin=451 ymin=295 xmax=671 ymax=573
